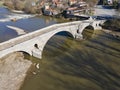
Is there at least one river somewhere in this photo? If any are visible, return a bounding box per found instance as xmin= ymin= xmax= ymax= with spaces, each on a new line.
xmin=0 ymin=7 xmax=120 ymax=90
xmin=0 ymin=7 xmax=66 ymax=42
xmin=19 ymin=30 xmax=120 ymax=90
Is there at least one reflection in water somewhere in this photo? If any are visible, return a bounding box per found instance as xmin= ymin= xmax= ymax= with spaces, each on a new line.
xmin=20 ymin=30 xmax=120 ymax=90
xmin=82 ymin=25 xmax=94 ymax=40
xmin=82 ymin=29 xmax=94 ymax=39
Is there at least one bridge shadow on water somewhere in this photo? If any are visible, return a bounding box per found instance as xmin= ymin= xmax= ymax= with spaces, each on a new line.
xmin=43 ymin=30 xmax=120 ymax=90
xmin=21 ymin=30 xmax=120 ymax=90
xmin=82 ymin=27 xmax=94 ymax=40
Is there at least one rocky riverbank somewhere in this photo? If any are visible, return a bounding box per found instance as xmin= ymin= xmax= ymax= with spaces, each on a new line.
xmin=0 ymin=52 xmax=32 ymax=90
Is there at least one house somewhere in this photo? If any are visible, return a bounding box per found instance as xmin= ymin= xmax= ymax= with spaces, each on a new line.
xmin=69 ymin=0 xmax=77 ymax=5
xmin=44 ymin=3 xmax=50 ymax=10
xmin=107 ymin=0 xmax=113 ymax=4
xmin=98 ymin=0 xmax=113 ymax=5
xmin=42 ymin=2 xmax=60 ymax=16
xmin=66 ymin=0 xmax=88 ymax=15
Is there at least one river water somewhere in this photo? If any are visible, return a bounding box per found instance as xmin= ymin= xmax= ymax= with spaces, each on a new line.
xmin=0 ymin=7 xmax=120 ymax=90
xmin=0 ymin=7 xmax=63 ymax=42
xmin=19 ymin=30 xmax=120 ymax=90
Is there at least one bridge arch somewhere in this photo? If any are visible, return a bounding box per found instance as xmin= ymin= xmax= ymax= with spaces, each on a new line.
xmin=0 ymin=49 xmax=31 ymax=59
xmin=81 ymin=25 xmax=94 ymax=39
xmin=43 ymin=30 xmax=74 ymax=47
xmin=0 ymin=20 xmax=105 ymax=59
xmin=18 ymin=51 xmax=30 ymax=56
xmin=84 ymin=25 xmax=94 ymax=30
xmin=32 ymin=25 xmax=95 ymax=59
xmin=35 ymin=30 xmax=74 ymax=59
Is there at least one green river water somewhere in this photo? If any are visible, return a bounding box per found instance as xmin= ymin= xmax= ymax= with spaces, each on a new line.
xmin=20 ymin=29 xmax=120 ymax=90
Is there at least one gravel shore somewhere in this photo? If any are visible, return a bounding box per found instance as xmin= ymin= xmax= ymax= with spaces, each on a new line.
xmin=0 ymin=52 xmax=32 ymax=90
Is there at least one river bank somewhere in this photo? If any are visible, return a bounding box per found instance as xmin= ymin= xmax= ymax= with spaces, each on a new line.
xmin=102 ymin=29 xmax=120 ymax=38
xmin=0 ymin=52 xmax=32 ymax=90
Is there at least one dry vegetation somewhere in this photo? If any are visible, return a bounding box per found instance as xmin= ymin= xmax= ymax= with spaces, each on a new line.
xmin=85 ymin=0 xmax=98 ymax=7
xmin=3 ymin=0 xmax=39 ymax=13
xmin=3 ymin=0 xmax=98 ymax=14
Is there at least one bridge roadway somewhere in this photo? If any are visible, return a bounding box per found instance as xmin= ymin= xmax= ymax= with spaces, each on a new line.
xmin=0 ymin=19 xmax=105 ymax=59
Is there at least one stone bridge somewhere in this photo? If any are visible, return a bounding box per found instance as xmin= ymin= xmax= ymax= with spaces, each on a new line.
xmin=0 ymin=19 xmax=105 ymax=59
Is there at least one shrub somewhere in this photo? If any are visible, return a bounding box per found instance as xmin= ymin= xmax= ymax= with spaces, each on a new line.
xmin=4 ymin=0 xmax=14 ymax=9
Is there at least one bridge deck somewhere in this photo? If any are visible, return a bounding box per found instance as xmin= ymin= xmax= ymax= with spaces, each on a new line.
xmin=0 ymin=20 xmax=103 ymax=51
xmin=0 ymin=21 xmax=84 ymax=51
